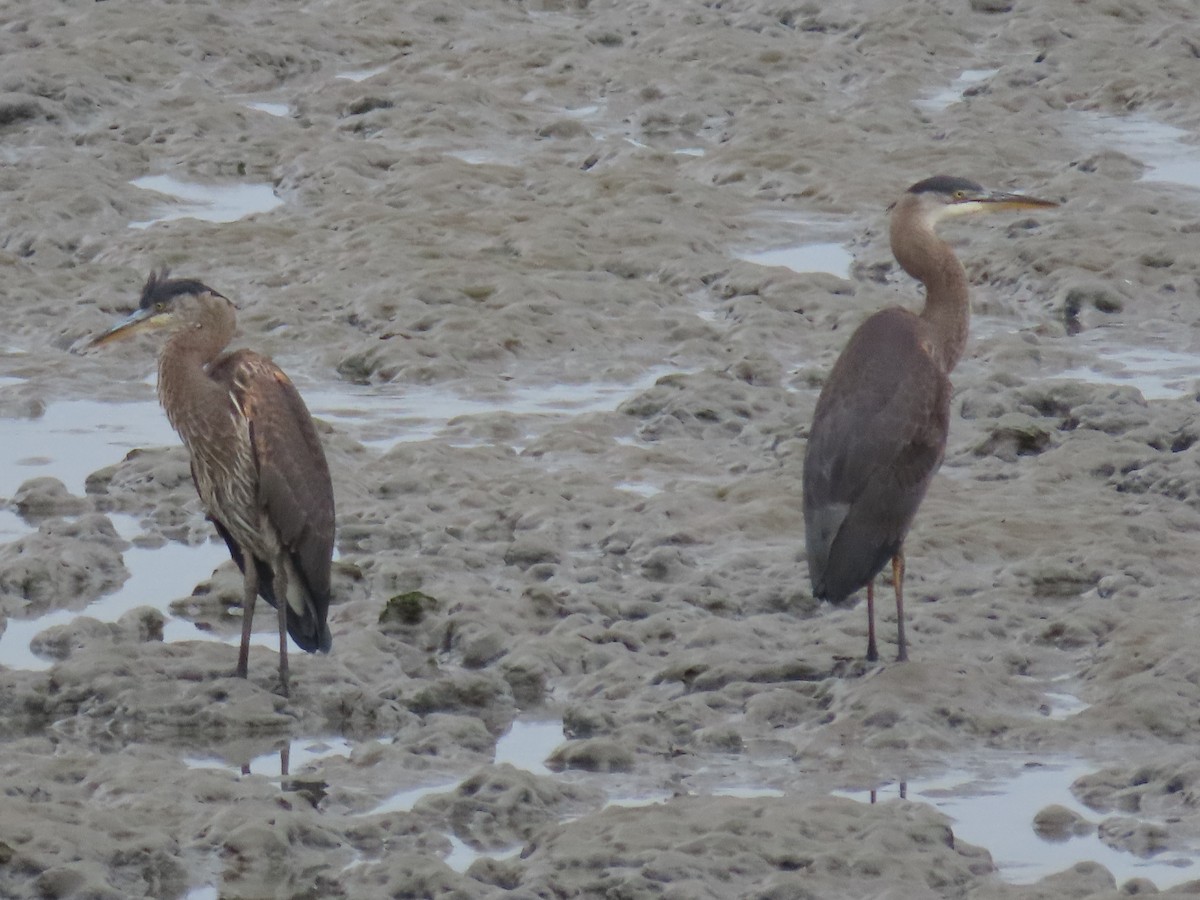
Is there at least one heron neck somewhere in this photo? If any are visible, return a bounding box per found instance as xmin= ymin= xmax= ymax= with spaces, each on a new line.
xmin=891 ymin=217 xmax=970 ymax=374
xmin=156 ymin=301 xmax=237 ymax=440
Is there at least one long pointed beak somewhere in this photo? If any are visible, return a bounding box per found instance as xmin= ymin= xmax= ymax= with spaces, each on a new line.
xmin=973 ymin=189 xmax=1059 ymax=211
xmin=87 ymin=306 xmax=169 ymax=349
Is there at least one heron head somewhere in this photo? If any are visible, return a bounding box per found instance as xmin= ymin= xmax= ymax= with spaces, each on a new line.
xmin=88 ymin=270 xmax=230 ymax=348
xmin=900 ymin=175 xmax=1059 ymax=227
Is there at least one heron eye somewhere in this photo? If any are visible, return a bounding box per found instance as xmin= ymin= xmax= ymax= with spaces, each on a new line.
xmin=155 ymin=302 xmax=166 ymax=312
xmin=953 ymin=190 xmax=967 ymax=200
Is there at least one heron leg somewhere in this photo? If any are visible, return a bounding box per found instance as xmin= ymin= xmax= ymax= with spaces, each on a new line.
xmin=274 ymin=556 xmax=290 ymax=699
xmin=866 ymin=580 xmax=878 ymax=663
xmin=893 ymin=551 xmax=908 ymax=663
xmin=236 ymin=553 xmax=258 ymax=679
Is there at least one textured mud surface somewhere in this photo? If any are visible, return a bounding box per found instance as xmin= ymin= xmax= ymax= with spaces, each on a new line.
xmin=4 ymin=0 xmax=1200 ymax=897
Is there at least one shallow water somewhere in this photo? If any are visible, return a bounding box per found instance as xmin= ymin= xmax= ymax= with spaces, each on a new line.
xmin=736 ymin=241 xmax=854 ymax=278
xmin=1074 ymin=112 xmax=1200 ymax=191
xmin=444 ymin=148 xmax=512 ymax=166
xmin=917 ymin=68 xmax=999 ymax=114
xmin=0 ymin=368 xmax=678 ymax=672
xmin=0 ymin=366 xmax=674 ymax=501
xmin=366 ymin=718 xmax=564 ymax=817
xmin=243 ymin=101 xmax=290 ymax=117
xmin=298 ymin=365 xmax=678 ymax=448
xmin=183 ymin=735 xmax=354 ymax=777
xmin=335 ymin=65 xmax=388 ymax=82
xmin=0 ymin=513 xmax=232 ymax=670
xmin=0 ymin=397 xmax=176 ymax=498
xmin=445 ymin=834 xmax=522 ymax=873
xmin=493 ymin=718 xmax=563 ymax=775
xmin=840 ymin=757 xmax=1199 ymax=887
xmin=1055 ymin=341 xmax=1200 ymax=400
xmin=129 ymin=175 xmax=283 ymax=228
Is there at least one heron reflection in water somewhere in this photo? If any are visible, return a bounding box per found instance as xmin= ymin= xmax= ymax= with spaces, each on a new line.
xmin=803 ymin=176 xmax=1058 ymax=662
xmin=90 ymin=272 xmax=335 ymax=696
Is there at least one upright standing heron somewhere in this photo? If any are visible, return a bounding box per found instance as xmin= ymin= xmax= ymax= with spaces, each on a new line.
xmin=89 ymin=272 xmax=335 ymax=696
xmin=803 ymin=176 xmax=1057 ymax=662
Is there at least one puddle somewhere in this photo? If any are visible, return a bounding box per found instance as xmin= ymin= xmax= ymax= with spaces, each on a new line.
xmin=336 ymin=65 xmax=388 ymax=82
xmin=1054 ymin=344 xmax=1200 ymax=400
xmin=494 ymin=719 xmax=563 ymax=775
xmin=299 ymin=366 xmax=677 ymax=449
xmin=0 ymin=369 xmax=674 ymax=503
xmin=711 ymin=786 xmax=785 ymax=799
xmin=840 ymin=757 xmax=1198 ymax=887
xmin=1075 ymin=112 xmax=1200 ymax=191
xmin=916 ymin=68 xmax=999 ymax=114
xmin=244 ymin=101 xmax=289 ymax=117
xmin=184 ymin=736 xmax=353 ymax=777
xmin=444 ymin=834 xmax=523 ymax=873
xmin=0 ymin=369 xmax=677 ymax=667
xmin=362 ymin=718 xmax=563 ymax=817
xmin=0 ymin=398 xmax=175 ymax=498
xmin=615 ymin=481 xmax=662 ymax=497
xmin=1042 ymin=691 xmax=1090 ymax=720
xmin=0 ymin=514 xmax=232 ymax=670
xmin=129 ymin=175 xmax=282 ymax=228
xmin=445 ymin=149 xmax=511 ymax=166
xmin=736 ymin=241 xmax=854 ymax=278
xmin=366 ymin=779 xmax=464 ymax=816
xmin=0 ymin=508 xmax=28 ymax=541
xmin=604 ymin=792 xmax=674 ymax=809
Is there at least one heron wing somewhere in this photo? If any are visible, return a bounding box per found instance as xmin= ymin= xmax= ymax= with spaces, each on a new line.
xmin=803 ymin=308 xmax=950 ymax=601
xmin=215 ymin=350 xmax=335 ymax=645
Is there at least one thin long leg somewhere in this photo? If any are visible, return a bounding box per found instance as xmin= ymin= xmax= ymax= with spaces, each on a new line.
xmin=237 ymin=553 xmax=259 ymax=679
xmin=893 ymin=551 xmax=908 ymax=662
xmin=275 ymin=557 xmax=290 ymax=698
xmin=866 ymin=580 xmax=878 ymax=662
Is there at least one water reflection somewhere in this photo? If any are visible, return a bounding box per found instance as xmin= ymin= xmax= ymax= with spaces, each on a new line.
xmin=184 ymin=735 xmax=352 ymax=778
xmin=1074 ymin=112 xmax=1200 ymax=191
xmin=1055 ymin=343 xmax=1200 ymax=400
xmin=917 ymin=68 xmax=999 ymax=114
xmin=0 ymin=511 xmax=295 ymax=670
xmin=298 ymin=366 xmax=678 ymax=449
xmin=0 ymin=398 xmax=175 ymax=497
xmin=335 ymin=66 xmax=388 ymax=82
xmin=839 ymin=758 xmax=1197 ymax=887
xmin=493 ymin=719 xmax=563 ymax=775
xmin=244 ymin=101 xmax=289 ymax=117
xmin=129 ymin=175 xmax=283 ymax=228
xmin=736 ymin=242 xmax=853 ymax=278
xmin=444 ymin=834 xmax=522 ymax=873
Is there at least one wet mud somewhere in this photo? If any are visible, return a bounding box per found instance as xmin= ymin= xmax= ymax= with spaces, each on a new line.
xmin=4 ymin=0 xmax=1200 ymax=897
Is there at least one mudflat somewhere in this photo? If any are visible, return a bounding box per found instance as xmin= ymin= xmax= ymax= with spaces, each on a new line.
xmin=2 ymin=1 xmax=1200 ymax=897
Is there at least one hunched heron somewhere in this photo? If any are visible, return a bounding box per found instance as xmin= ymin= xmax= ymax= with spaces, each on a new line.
xmin=90 ymin=272 xmax=335 ymax=696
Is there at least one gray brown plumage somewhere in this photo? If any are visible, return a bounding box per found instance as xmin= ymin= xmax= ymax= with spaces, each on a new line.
xmin=90 ymin=271 xmax=334 ymax=695
xmin=803 ymin=176 xmax=1057 ymax=662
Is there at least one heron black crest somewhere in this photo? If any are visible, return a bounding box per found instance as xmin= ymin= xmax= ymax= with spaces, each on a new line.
xmin=907 ymin=175 xmax=984 ymax=196
xmin=139 ymin=269 xmax=223 ymax=310
xmin=90 ymin=272 xmax=336 ymax=698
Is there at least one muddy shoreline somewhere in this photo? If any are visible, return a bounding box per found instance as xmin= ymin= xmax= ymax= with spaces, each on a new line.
xmin=4 ymin=1 xmax=1200 ymax=897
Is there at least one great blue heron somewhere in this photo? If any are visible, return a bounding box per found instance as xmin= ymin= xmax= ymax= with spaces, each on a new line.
xmin=803 ymin=176 xmax=1057 ymax=663
xmin=89 ymin=272 xmax=335 ymax=696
